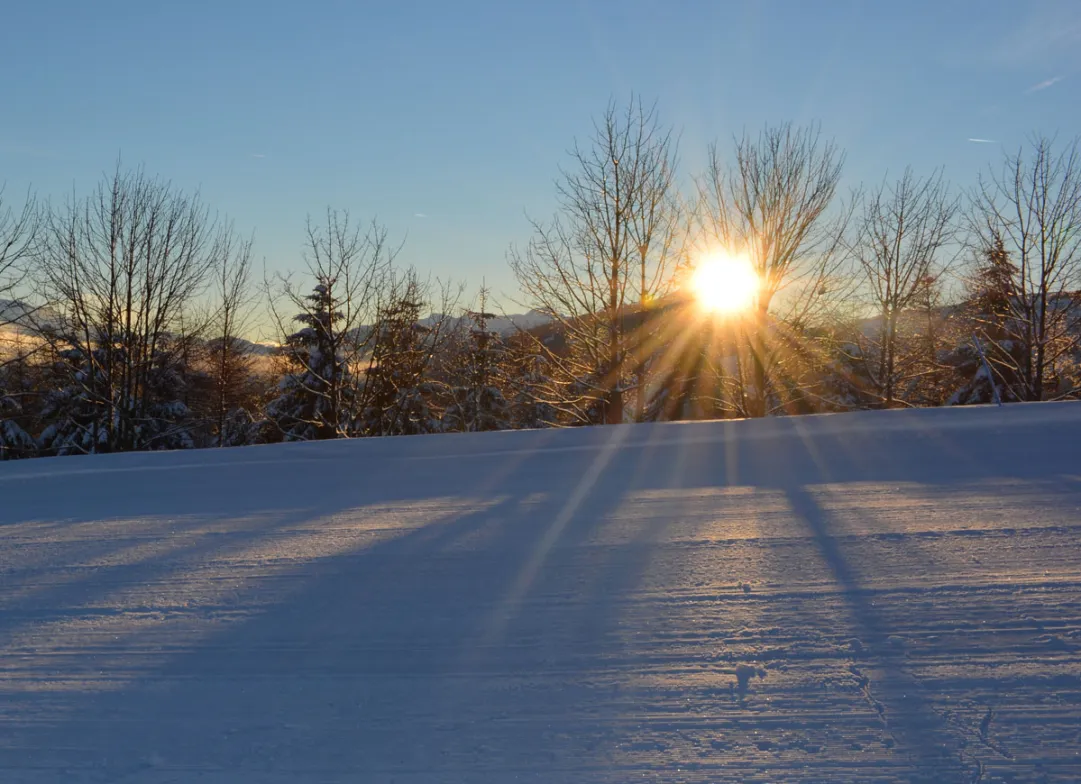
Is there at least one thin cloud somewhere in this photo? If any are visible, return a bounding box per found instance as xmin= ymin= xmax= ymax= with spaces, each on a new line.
xmin=250 ymin=153 xmax=267 ymax=159
xmin=1026 ymin=75 xmax=1063 ymax=93
xmin=414 ymin=212 xmax=427 ymax=218
xmin=967 ymin=138 xmax=997 ymax=144
xmin=989 ymin=7 xmax=1081 ymax=66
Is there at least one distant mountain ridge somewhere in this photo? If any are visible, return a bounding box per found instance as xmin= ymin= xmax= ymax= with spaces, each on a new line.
xmin=419 ymin=309 xmax=552 ymax=335
xmin=2 ymin=300 xmax=552 ymax=354
xmin=0 ymin=299 xmax=61 ymax=328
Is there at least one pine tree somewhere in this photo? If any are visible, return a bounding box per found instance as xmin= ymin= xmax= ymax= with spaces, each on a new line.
xmin=505 ymin=336 xmax=558 ymax=429
xmin=442 ymin=293 xmax=510 ymax=432
xmin=204 ymin=334 xmax=260 ymax=447
xmin=0 ymin=350 xmax=39 ymax=459
xmin=360 ymin=293 xmax=438 ymax=436
xmin=136 ymin=341 xmax=197 ymax=450
xmin=0 ymin=394 xmax=34 ymax=459
xmin=38 ymin=343 xmax=113 ymax=455
xmin=266 ymin=279 xmax=354 ymax=441
xmin=36 ymin=333 xmax=196 ymax=455
xmin=971 ymin=238 xmax=1018 ymax=340
xmin=949 ymin=239 xmax=1026 ymax=405
xmin=219 ymin=406 xmax=259 ymax=447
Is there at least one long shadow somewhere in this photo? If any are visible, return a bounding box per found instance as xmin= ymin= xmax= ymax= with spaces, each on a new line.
xmin=1 ymin=508 xmax=313 ymax=622
xmin=763 ymin=413 xmax=1076 ymax=782
xmin=3 ymin=404 xmax=1079 ymax=780
xmin=2 ymin=431 xmax=658 ymax=779
xmin=0 ymin=428 xmax=558 ymax=643
xmin=1 ymin=496 xmax=529 ymax=775
xmin=783 ymin=484 xmax=966 ymax=780
xmin=176 ymin=445 xmax=654 ymax=775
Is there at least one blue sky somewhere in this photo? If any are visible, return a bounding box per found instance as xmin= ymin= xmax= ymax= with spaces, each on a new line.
xmin=2 ymin=0 xmax=1078 ymax=314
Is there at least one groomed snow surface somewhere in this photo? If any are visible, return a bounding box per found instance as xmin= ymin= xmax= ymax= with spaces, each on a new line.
xmin=2 ymin=403 xmax=1080 ymax=783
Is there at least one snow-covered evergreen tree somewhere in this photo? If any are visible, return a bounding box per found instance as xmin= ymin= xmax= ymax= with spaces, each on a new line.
xmin=266 ymin=279 xmax=354 ymax=441
xmin=136 ymin=343 xmax=197 ymax=450
xmin=37 ymin=335 xmax=197 ymax=455
xmin=0 ymin=349 xmax=39 ymax=459
xmin=0 ymin=394 xmax=34 ymax=459
xmin=218 ymin=406 xmax=259 ymax=447
xmin=442 ymin=297 xmax=510 ymax=432
xmin=360 ymin=293 xmax=439 ymax=436
xmin=505 ymin=339 xmax=558 ymax=429
xmin=37 ymin=344 xmax=113 ymax=455
xmin=949 ymin=240 xmax=1026 ymax=405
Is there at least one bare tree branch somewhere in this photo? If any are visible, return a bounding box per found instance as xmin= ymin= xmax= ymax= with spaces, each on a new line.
xmin=0 ymin=187 xmax=41 ymax=371
xmin=509 ymin=96 xmax=684 ymax=424
xmin=967 ymin=134 xmax=1081 ymax=401
xmin=36 ymin=164 xmax=219 ymax=452
xmin=850 ymin=168 xmax=959 ymax=406
xmin=698 ymin=122 xmax=851 ymax=417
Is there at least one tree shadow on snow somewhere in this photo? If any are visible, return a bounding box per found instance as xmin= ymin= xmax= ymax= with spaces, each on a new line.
xmin=0 ymin=428 xmax=672 ymax=780
xmin=2 ymin=404 xmax=1079 ymax=781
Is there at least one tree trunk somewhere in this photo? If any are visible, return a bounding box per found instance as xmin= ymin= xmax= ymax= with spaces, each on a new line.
xmin=884 ymin=311 xmax=896 ymax=407
xmin=748 ymin=306 xmax=770 ymax=418
xmin=606 ymin=310 xmax=623 ymax=425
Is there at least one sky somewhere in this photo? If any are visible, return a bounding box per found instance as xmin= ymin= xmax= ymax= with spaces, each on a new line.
xmin=2 ymin=0 xmax=1079 ymax=322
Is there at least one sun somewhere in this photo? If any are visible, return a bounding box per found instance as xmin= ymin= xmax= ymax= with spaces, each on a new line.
xmin=690 ymin=251 xmax=759 ymax=314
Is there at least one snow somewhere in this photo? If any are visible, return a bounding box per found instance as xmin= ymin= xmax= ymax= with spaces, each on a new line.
xmin=2 ymin=402 xmax=1081 ymax=782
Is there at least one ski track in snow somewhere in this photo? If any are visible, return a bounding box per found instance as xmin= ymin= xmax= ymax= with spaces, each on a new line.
xmin=1 ymin=403 xmax=1080 ymax=782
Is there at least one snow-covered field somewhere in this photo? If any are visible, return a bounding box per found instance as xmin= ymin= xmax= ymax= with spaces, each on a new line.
xmin=2 ymin=404 xmax=1080 ymax=782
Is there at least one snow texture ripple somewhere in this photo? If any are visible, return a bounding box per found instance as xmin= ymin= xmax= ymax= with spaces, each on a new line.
xmin=1 ymin=402 xmax=1080 ymax=782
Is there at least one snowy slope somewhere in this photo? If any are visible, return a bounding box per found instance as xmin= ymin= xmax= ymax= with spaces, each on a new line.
xmin=1 ymin=403 xmax=1080 ymax=782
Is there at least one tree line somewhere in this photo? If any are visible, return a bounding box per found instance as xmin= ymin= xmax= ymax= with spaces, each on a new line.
xmin=2 ymin=99 xmax=1080 ymax=459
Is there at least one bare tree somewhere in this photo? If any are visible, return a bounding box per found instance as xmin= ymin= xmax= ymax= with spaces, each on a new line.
xmin=0 ymin=187 xmax=40 ymax=368
xmin=969 ymin=134 xmax=1081 ymax=401
xmin=509 ymin=96 xmax=683 ymax=425
xmin=700 ymin=122 xmax=851 ymax=417
xmin=850 ymin=168 xmax=959 ymax=406
xmin=37 ymin=165 xmax=219 ymax=453
xmin=0 ymin=187 xmax=41 ymax=457
xmin=208 ymin=226 xmax=258 ymax=445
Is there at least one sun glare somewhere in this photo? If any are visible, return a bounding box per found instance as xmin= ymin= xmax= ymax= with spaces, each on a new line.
xmin=690 ymin=251 xmax=759 ymax=314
